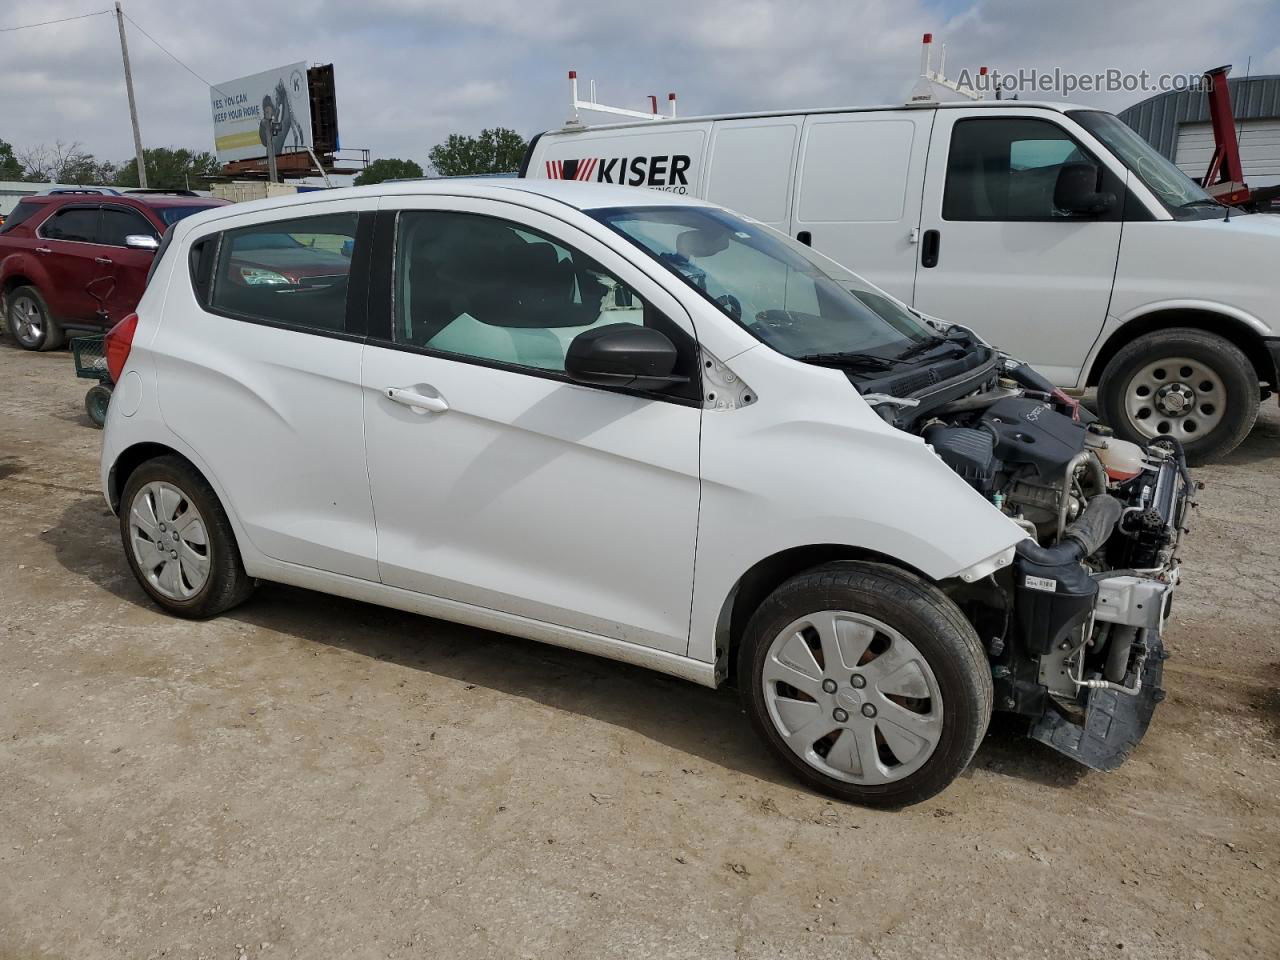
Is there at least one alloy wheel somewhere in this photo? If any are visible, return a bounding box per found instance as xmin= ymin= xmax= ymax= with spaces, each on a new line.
xmin=127 ymin=481 xmax=211 ymax=601
xmin=9 ymin=296 xmax=43 ymax=346
xmin=761 ymin=611 xmax=944 ymax=785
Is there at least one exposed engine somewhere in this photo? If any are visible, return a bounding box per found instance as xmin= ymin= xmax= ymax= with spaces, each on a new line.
xmin=910 ymin=359 xmax=1193 ymax=770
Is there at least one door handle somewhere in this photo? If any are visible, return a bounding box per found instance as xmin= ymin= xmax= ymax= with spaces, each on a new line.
xmin=385 ymin=386 xmax=449 ymax=415
xmin=920 ymin=229 xmax=941 ymax=268
xmin=795 ymin=230 xmax=812 ymax=246
xmin=35 ymin=247 xmax=52 ymax=255
xmin=95 ymin=257 xmax=113 ymax=266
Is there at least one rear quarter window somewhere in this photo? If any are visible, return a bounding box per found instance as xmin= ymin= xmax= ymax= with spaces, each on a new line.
xmin=0 ymin=200 xmax=43 ymax=234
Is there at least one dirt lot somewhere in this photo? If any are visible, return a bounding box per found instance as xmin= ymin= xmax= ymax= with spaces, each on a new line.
xmin=0 ymin=339 xmax=1276 ymax=960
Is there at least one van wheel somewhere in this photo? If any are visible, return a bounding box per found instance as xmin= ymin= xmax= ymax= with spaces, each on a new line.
xmin=120 ymin=456 xmax=254 ymax=619
xmin=1097 ymin=328 xmax=1258 ymax=465
xmin=5 ymin=286 xmax=63 ymax=351
xmin=739 ymin=561 xmax=991 ymax=808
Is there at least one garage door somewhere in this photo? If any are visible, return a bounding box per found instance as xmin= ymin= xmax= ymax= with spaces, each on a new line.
xmin=1175 ymin=118 xmax=1280 ymax=189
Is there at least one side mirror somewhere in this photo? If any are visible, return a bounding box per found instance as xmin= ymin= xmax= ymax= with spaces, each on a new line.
xmin=1054 ymin=162 xmax=1115 ymax=216
xmin=124 ymin=234 xmax=160 ymax=252
xmin=564 ymin=323 xmax=687 ymax=392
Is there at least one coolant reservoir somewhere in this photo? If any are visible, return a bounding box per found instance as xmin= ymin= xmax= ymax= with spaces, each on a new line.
xmin=1089 ymin=435 xmax=1145 ymax=482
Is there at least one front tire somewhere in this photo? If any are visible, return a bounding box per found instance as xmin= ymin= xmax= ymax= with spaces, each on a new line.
xmin=119 ymin=456 xmax=254 ymax=618
xmin=1097 ymin=328 xmax=1258 ymax=465
xmin=5 ymin=285 xmax=63 ymax=351
xmin=739 ymin=562 xmax=992 ymax=808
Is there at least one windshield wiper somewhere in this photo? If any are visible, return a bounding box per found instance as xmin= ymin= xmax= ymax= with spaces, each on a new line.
xmin=1177 ymin=199 xmax=1223 ymax=209
xmin=894 ymin=334 xmax=966 ymax=362
xmin=797 ymin=351 xmax=896 ymax=371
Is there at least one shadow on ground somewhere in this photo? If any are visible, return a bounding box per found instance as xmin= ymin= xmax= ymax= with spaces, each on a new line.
xmin=42 ymin=493 xmax=1091 ymax=795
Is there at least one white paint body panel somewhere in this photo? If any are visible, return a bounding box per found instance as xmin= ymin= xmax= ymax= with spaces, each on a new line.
xmin=1108 ymin=214 xmax=1280 ymax=338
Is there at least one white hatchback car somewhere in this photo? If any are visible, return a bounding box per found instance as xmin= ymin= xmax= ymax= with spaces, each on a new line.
xmin=101 ymin=180 xmax=1188 ymax=806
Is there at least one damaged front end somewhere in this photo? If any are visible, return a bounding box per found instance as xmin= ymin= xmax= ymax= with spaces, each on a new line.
xmin=868 ymin=349 xmax=1193 ymax=771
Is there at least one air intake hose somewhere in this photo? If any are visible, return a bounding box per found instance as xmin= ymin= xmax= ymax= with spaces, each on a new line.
xmin=1016 ymin=494 xmax=1123 ymax=566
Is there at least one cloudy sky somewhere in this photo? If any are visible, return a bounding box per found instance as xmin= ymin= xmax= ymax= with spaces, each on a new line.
xmin=2 ymin=0 xmax=1278 ymax=171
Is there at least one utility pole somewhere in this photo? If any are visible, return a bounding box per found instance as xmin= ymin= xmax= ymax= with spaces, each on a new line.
xmin=114 ymin=2 xmax=148 ymax=188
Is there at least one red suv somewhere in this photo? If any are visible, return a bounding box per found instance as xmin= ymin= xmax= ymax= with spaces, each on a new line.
xmin=0 ymin=189 xmax=229 ymax=350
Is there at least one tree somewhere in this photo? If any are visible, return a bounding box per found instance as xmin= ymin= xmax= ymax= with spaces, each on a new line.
xmin=18 ymin=140 xmax=114 ymax=184
xmin=428 ymin=128 xmax=527 ymax=177
xmin=0 ymin=139 xmax=22 ymax=181
xmin=354 ymin=157 xmax=424 ymax=186
xmin=115 ymin=147 xmax=221 ymax=190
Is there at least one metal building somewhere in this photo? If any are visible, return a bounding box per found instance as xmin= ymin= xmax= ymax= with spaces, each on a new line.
xmin=1119 ymin=74 xmax=1280 ymax=189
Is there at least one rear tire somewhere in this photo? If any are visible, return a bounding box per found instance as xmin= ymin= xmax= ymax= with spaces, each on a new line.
xmin=738 ymin=561 xmax=992 ymax=808
xmin=119 ymin=456 xmax=254 ymax=619
xmin=5 ymin=285 xmax=63 ymax=351
xmin=1097 ymin=328 xmax=1258 ymax=465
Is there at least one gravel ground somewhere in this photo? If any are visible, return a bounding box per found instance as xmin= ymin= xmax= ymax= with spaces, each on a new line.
xmin=0 ymin=339 xmax=1276 ymax=960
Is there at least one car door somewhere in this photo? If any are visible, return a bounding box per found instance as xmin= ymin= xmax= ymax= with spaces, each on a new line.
xmin=154 ymin=200 xmax=379 ymax=580
xmin=912 ymin=110 xmax=1126 ymax=386
xmin=360 ymin=196 xmax=703 ymax=655
xmin=97 ymin=204 xmax=161 ymax=322
xmin=35 ymin=204 xmax=105 ymax=321
xmin=790 ymin=110 xmax=933 ymax=304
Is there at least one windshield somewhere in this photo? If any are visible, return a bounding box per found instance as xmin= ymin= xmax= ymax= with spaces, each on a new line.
xmin=592 ymin=205 xmax=934 ymax=360
xmin=1069 ymin=110 xmax=1219 ymax=218
xmin=158 ymin=204 xmax=222 ymax=226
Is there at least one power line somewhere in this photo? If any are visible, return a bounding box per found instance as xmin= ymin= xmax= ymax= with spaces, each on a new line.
xmin=0 ymin=9 xmax=111 ymax=33
xmin=3 ymin=7 xmax=233 ymax=100
xmin=122 ymin=12 xmax=232 ymax=99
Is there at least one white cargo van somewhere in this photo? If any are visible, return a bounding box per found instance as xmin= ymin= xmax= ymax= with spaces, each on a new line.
xmin=523 ymin=100 xmax=1280 ymax=463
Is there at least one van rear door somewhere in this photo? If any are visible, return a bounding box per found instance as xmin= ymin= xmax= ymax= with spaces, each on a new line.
xmin=791 ymin=111 xmax=933 ymax=303
xmin=912 ymin=108 xmax=1125 ymax=386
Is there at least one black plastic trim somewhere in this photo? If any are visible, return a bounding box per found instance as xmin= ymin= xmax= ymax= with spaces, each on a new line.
xmin=343 ymin=211 xmax=375 ymax=338
xmin=366 ymin=209 xmax=396 ymax=342
xmin=517 ymin=131 xmax=544 ymax=178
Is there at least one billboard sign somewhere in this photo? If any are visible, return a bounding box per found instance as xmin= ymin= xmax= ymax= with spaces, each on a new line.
xmin=211 ymin=63 xmax=313 ymax=164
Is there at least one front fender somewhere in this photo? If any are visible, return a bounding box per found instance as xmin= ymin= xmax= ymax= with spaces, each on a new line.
xmin=687 ymin=347 xmax=1024 ymax=664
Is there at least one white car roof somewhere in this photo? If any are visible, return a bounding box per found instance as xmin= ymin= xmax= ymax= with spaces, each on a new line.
xmin=191 ymin=178 xmax=709 ymax=226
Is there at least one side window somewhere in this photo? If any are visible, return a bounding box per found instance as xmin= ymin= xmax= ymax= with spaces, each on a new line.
xmin=0 ymin=200 xmax=42 ymax=234
xmin=208 ymin=212 xmax=357 ymax=333
xmin=100 ymin=206 xmax=158 ymax=247
xmin=394 ymin=210 xmax=671 ymax=378
xmin=943 ymin=118 xmax=1101 ymax=221
xmin=40 ymin=206 xmax=101 ymax=243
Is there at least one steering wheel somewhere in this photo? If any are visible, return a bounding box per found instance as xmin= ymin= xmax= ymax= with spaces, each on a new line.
xmin=713 ymin=293 xmax=742 ymax=321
